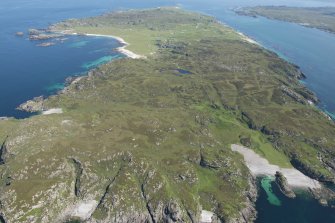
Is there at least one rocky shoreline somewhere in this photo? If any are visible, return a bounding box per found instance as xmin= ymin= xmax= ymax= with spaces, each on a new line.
xmin=17 ymin=96 xmax=45 ymax=113
xmin=275 ymin=171 xmax=296 ymax=198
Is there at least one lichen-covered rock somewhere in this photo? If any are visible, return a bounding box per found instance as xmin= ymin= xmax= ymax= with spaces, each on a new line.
xmin=275 ymin=171 xmax=296 ymax=198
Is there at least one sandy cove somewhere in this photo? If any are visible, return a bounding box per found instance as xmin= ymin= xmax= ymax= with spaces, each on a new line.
xmin=85 ymin=34 xmax=146 ymax=59
xmin=231 ymin=144 xmax=321 ymax=189
xmin=59 ymin=31 xmax=145 ymax=59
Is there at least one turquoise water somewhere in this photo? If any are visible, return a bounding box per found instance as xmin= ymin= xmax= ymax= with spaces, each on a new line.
xmin=0 ymin=0 xmax=128 ymax=118
xmin=82 ymin=55 xmax=123 ymax=70
xmin=69 ymin=40 xmax=89 ymax=48
xmin=2 ymin=0 xmax=335 ymax=119
xmin=256 ymin=177 xmax=335 ymax=223
xmin=260 ymin=176 xmax=282 ymax=206
xmin=45 ymin=83 xmax=65 ymax=93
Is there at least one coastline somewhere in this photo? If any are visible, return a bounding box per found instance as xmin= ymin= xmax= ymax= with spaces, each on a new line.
xmin=15 ymin=31 xmax=145 ymax=116
xmin=235 ymin=29 xmax=335 ymax=122
xmin=231 ymin=144 xmax=321 ymax=189
xmin=58 ymin=30 xmax=145 ymax=59
xmin=236 ymin=31 xmax=260 ymax=45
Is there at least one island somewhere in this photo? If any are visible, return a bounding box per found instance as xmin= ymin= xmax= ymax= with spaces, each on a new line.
xmin=0 ymin=8 xmax=334 ymax=223
xmin=236 ymin=6 xmax=335 ymax=33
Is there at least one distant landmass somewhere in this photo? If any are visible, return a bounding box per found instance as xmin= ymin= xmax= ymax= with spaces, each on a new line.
xmin=236 ymin=6 xmax=335 ymax=33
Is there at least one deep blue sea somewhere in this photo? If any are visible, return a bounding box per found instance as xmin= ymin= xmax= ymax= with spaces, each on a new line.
xmin=1 ymin=0 xmax=335 ymax=222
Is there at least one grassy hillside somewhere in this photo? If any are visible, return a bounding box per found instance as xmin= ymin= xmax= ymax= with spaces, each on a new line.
xmin=0 ymin=8 xmax=334 ymax=222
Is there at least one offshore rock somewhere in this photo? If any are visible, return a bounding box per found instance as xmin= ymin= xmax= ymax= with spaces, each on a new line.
xmin=37 ymin=42 xmax=56 ymax=47
xmin=15 ymin=32 xmax=24 ymax=37
xmin=275 ymin=171 xmax=296 ymax=198
xmin=28 ymin=28 xmax=63 ymax=40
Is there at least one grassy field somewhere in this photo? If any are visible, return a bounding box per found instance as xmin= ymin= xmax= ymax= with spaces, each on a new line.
xmin=0 ymin=7 xmax=334 ymax=223
xmin=236 ymin=6 xmax=335 ymax=33
xmin=53 ymin=8 xmax=241 ymax=56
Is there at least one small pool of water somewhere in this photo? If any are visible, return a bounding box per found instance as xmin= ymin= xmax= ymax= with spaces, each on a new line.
xmin=176 ymin=68 xmax=192 ymax=75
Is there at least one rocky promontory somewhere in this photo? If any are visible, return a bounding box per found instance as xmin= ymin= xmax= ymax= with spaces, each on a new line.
xmin=28 ymin=28 xmax=63 ymax=41
xmin=17 ymin=96 xmax=45 ymax=112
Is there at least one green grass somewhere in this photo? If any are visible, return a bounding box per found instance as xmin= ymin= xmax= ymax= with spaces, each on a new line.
xmin=1 ymin=7 xmax=335 ymax=222
xmin=193 ymin=104 xmax=292 ymax=168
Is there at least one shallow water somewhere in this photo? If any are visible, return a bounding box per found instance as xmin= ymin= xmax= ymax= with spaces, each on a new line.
xmin=260 ymin=176 xmax=282 ymax=206
xmin=256 ymin=176 xmax=335 ymax=223
xmin=0 ymin=33 xmax=123 ymax=118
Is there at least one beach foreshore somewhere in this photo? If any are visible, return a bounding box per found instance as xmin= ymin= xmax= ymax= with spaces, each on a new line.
xmin=237 ymin=31 xmax=260 ymax=45
xmin=231 ymin=144 xmax=321 ymax=189
xmin=58 ymin=30 xmax=145 ymax=59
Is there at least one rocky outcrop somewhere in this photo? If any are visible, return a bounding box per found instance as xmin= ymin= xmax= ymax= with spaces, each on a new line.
xmin=291 ymin=156 xmax=334 ymax=183
xmin=0 ymin=213 xmax=7 ymax=223
xmin=28 ymin=28 xmax=64 ymax=41
xmin=222 ymin=176 xmax=257 ymax=223
xmin=71 ymin=158 xmax=83 ymax=197
xmin=294 ymin=87 xmax=319 ymax=104
xmin=17 ymin=96 xmax=45 ymax=112
xmin=0 ymin=137 xmax=8 ymax=165
xmin=281 ymin=85 xmax=309 ymax=105
xmin=310 ymin=186 xmax=335 ymax=207
xmin=275 ymin=171 xmax=296 ymax=198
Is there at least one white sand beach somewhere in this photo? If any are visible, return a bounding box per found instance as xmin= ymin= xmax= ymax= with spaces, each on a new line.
xmin=42 ymin=108 xmax=63 ymax=115
xmin=83 ymin=33 xmax=145 ymax=59
xmin=237 ymin=31 xmax=260 ymax=45
xmin=231 ymin=144 xmax=321 ymax=189
xmin=67 ymin=31 xmax=146 ymax=59
xmin=57 ymin=30 xmax=145 ymax=59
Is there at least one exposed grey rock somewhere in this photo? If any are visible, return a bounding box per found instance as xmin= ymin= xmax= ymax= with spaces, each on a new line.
xmin=17 ymin=96 xmax=45 ymax=112
xmin=0 ymin=137 xmax=9 ymax=165
xmin=281 ymin=85 xmax=308 ymax=104
xmin=275 ymin=171 xmax=296 ymax=198
xmin=310 ymin=186 xmax=335 ymax=207
xmin=223 ymin=176 xmax=257 ymax=223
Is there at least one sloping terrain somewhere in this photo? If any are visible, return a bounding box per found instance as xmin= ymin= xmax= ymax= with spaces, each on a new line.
xmin=0 ymin=8 xmax=334 ymax=223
